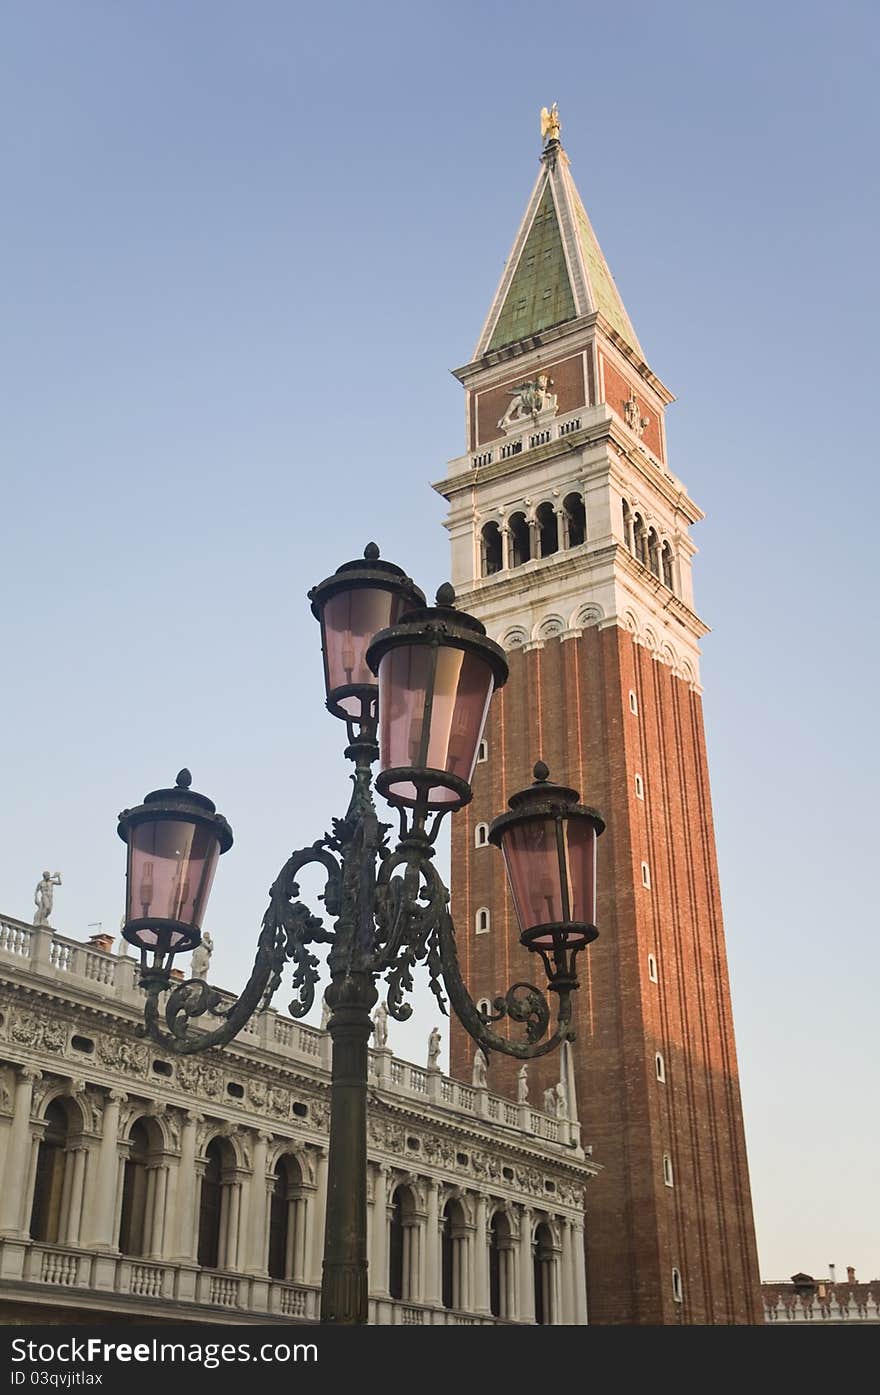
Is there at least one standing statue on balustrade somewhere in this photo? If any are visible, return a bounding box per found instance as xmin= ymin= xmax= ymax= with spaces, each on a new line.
xmin=190 ymin=931 xmax=214 ymax=981
xmin=427 ymin=1026 xmax=442 ymax=1069
xmin=33 ymin=871 xmax=61 ymax=927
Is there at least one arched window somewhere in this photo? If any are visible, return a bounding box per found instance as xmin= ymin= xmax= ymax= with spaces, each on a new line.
xmin=489 ymin=1210 xmax=514 ymax=1319
xmin=474 ymin=823 xmax=489 ymax=848
xmin=622 ymin=499 xmax=633 ymax=551
xmin=663 ymin=1153 xmax=674 ymax=1188
xmin=389 ymin=1185 xmax=417 ymax=1301
xmin=198 ymin=1135 xmax=238 ymax=1270
xmin=662 ymin=541 xmax=675 ymax=592
xmin=533 ymin=1222 xmax=555 ymax=1325
xmin=633 ymin=513 xmax=648 ymax=567
xmin=30 ymin=1099 xmax=71 ymax=1243
xmin=647 ymin=527 xmax=661 ymax=578
xmin=480 ymin=522 xmax=503 ymax=577
xmin=508 ymin=512 xmax=530 ymax=567
xmin=655 ymin=1052 xmax=666 ymax=1083
xmin=119 ymin=1117 xmax=162 ymax=1257
xmin=634 ymin=772 xmax=644 ymax=799
xmin=442 ymin=1198 xmax=467 ymax=1310
xmin=629 ymin=690 xmax=639 ymax=715
xmin=268 ymin=1154 xmax=306 ymax=1282
xmin=475 ymin=907 xmax=490 ymax=934
xmin=648 ymin=953 xmax=658 ymax=983
xmin=641 ymin=861 xmax=651 ymax=888
xmin=672 ymin=1267 xmax=683 ymax=1302
xmin=536 ymin=502 xmax=558 ymax=558
xmin=563 ymin=492 xmax=586 ymax=548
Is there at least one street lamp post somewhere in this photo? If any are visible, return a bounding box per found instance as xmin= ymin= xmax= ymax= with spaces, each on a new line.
xmin=116 ymin=545 xmax=604 ymax=1325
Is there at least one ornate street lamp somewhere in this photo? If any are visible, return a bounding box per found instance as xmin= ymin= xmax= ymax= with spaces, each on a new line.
xmin=117 ymin=545 xmax=604 ymax=1326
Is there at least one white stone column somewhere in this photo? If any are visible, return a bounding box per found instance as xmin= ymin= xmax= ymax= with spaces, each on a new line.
xmin=307 ymin=1147 xmax=328 ymax=1285
xmin=63 ymin=1145 xmax=89 ymax=1246
xmin=245 ymin=1132 xmax=271 ymax=1275
xmin=518 ymin=1206 xmax=535 ymax=1324
xmin=572 ymin=1215 xmax=588 ymax=1323
xmin=560 ymin=1217 xmax=575 ymax=1324
xmin=423 ymin=1180 xmax=440 ymax=1306
xmin=370 ymin=1166 xmax=389 ymax=1296
xmin=84 ymin=1090 xmax=125 ymax=1249
xmin=0 ymin=1068 xmax=40 ymax=1235
xmin=473 ymin=1194 xmax=490 ymax=1315
xmin=172 ymin=1111 xmax=201 ymax=1262
xmin=147 ymin=1164 xmax=169 ymax=1260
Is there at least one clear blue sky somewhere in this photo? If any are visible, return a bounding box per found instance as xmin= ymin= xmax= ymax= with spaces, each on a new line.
xmin=2 ymin=1 xmax=878 ymax=1286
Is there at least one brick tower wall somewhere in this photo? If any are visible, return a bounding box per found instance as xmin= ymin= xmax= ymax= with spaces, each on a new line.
xmin=449 ymin=624 xmax=762 ymax=1324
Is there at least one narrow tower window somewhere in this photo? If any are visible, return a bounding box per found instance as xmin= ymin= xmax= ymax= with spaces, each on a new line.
xmin=661 ymin=541 xmax=675 ymax=592
xmin=508 ymin=512 xmax=531 ymax=566
xmin=663 ymin=1153 xmax=674 ymax=1187
xmin=641 ymin=861 xmax=651 ymax=888
xmin=655 ymin=1053 xmax=666 ymax=1083
xmin=563 ymin=492 xmax=586 ymax=548
xmin=622 ymin=499 xmax=633 ymax=552
xmin=634 ymin=773 xmax=644 ymax=799
xmin=647 ymin=527 xmax=661 ymax=578
xmin=672 ymin=1268 xmax=683 ymax=1302
xmin=474 ymin=823 xmax=489 ymax=848
xmin=629 ymin=690 xmax=638 ymax=715
xmin=648 ymin=953 xmax=658 ymax=983
xmin=477 ymin=739 xmax=488 ymax=762
xmin=633 ymin=513 xmax=648 ymax=567
xmin=536 ymin=502 xmax=559 ymax=557
xmin=475 ymin=907 xmax=490 ymax=934
xmin=480 ymin=522 xmax=503 ymax=577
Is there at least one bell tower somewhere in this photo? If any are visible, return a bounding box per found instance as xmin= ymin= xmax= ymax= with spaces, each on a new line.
xmin=434 ymin=109 xmax=762 ymax=1325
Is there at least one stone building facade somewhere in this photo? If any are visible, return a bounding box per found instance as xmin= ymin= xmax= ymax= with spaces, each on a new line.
xmin=435 ymin=119 xmax=762 ymax=1323
xmin=0 ymin=913 xmax=596 ymax=1325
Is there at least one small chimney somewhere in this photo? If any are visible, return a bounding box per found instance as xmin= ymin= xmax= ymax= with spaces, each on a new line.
xmin=88 ymin=932 xmax=115 ymax=954
xmin=847 ymin=1266 xmax=856 ymax=1285
xmin=829 ymin=1263 xmax=836 ymax=1285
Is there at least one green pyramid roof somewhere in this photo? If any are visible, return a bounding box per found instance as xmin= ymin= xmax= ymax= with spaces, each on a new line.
xmin=476 ymin=145 xmax=644 ymax=362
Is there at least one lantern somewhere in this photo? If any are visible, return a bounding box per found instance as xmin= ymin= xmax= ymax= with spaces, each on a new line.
xmin=117 ymin=769 xmax=232 ymax=963
xmin=366 ymin=583 xmax=508 ymax=812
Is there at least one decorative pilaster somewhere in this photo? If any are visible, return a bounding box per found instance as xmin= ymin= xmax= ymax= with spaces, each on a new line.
xmin=423 ymin=1179 xmax=440 ymax=1306
xmin=518 ymin=1205 xmax=535 ymax=1324
xmin=84 ymin=1090 xmax=126 ymax=1250
xmin=0 ymin=1067 xmax=40 ymax=1235
xmin=473 ymin=1193 xmax=490 ymax=1315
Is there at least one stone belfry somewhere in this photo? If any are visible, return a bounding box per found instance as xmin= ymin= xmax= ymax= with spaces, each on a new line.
xmin=433 ymin=107 xmax=762 ymax=1325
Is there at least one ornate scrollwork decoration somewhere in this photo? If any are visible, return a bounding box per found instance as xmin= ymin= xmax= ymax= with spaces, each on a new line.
xmin=432 ymin=900 xmax=573 ymax=1061
xmin=139 ymin=842 xmax=341 ymax=1054
xmin=373 ymin=847 xmax=448 ymax=1021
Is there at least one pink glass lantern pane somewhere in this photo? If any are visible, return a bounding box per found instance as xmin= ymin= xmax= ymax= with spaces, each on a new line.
xmin=377 ymin=644 xmax=494 ymax=806
xmin=564 ymin=817 xmax=597 ymax=926
xmin=322 ymin=588 xmax=409 ymax=716
xmin=500 ymin=817 xmax=563 ymax=932
xmin=127 ymin=819 xmax=220 ymax=935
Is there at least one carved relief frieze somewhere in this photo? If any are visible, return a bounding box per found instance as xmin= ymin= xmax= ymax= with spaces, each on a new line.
xmin=96 ymin=1032 xmax=149 ymax=1076
xmin=176 ymin=1058 xmax=221 ymax=1099
xmin=7 ymin=1010 xmax=65 ymax=1054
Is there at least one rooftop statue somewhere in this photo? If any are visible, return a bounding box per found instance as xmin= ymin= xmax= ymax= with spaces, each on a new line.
xmin=540 ymin=102 xmax=561 ymax=145
xmin=33 ymin=871 xmax=61 ymax=927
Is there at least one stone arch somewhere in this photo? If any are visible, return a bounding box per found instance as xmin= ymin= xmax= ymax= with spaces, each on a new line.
xmin=502 ymin=627 xmax=528 ymax=650
xmin=572 ymin=602 xmax=604 ymax=629
xmin=535 ymin=614 xmax=565 ymax=642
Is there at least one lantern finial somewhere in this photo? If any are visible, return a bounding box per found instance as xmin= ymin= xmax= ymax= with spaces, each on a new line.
xmin=176 ymin=769 xmax=192 ymax=789
xmin=533 ymin=761 xmax=550 ymax=783
xmin=364 ymin=542 xmax=380 ymax=561
xmin=435 ymin=582 xmax=456 ymax=608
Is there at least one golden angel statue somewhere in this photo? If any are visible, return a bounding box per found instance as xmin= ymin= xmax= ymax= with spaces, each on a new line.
xmin=540 ymin=103 xmax=561 ymax=145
